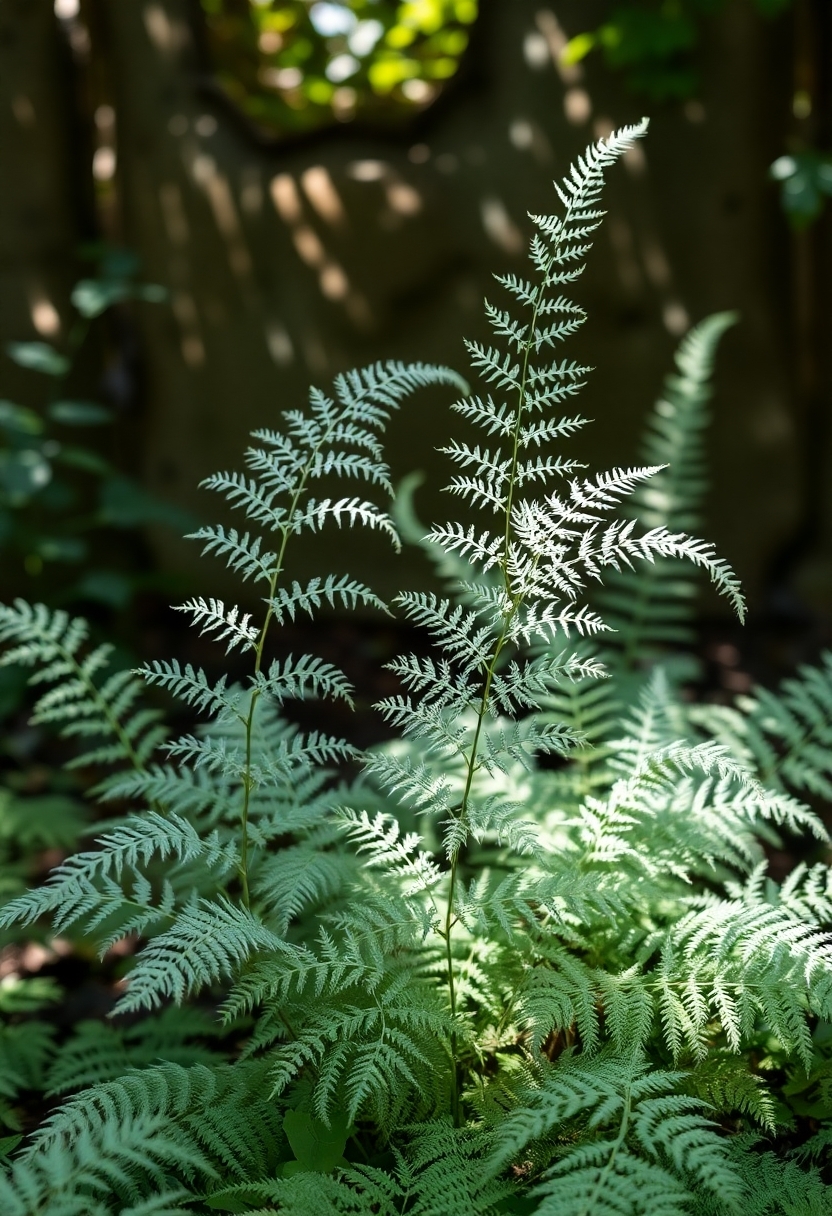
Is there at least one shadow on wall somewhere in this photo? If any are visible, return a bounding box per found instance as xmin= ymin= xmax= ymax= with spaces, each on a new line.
xmin=2 ymin=0 xmax=816 ymax=616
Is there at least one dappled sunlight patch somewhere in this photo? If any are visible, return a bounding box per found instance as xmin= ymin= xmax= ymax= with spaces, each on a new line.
xmin=198 ymin=0 xmax=478 ymax=138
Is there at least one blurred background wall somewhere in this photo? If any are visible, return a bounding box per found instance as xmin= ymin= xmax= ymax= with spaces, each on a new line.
xmin=1 ymin=0 xmax=830 ymax=637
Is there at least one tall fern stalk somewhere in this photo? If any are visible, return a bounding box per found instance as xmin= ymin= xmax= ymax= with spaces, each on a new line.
xmin=402 ymin=117 xmax=744 ymax=1120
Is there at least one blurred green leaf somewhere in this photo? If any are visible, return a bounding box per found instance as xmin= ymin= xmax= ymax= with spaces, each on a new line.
xmin=136 ymin=284 xmax=167 ymax=303
xmin=78 ymin=243 xmax=140 ymax=279
xmin=0 ymin=401 xmax=43 ymax=436
xmin=770 ymin=151 xmax=832 ymax=227
xmin=0 ymin=666 xmax=28 ymax=721
xmin=0 ymin=1136 xmax=23 ymax=1160
xmin=55 ymin=446 xmax=112 ymax=476
xmin=48 ymin=401 xmax=112 ymax=426
xmin=72 ymin=278 xmax=166 ymax=317
xmin=72 ymin=569 xmax=134 ymax=608
xmin=205 ymin=1189 xmax=266 ymax=1212
xmin=0 ymin=449 xmax=52 ymax=502
xmin=36 ymin=537 xmax=87 ymax=563
xmin=0 ymin=978 xmax=63 ymax=1015
xmin=71 ymin=279 xmax=131 ymax=318
xmin=0 ymin=791 xmax=87 ymax=851
xmin=561 ymin=32 xmax=597 ymax=65
xmin=5 ymin=343 xmax=69 ymax=377
xmin=98 ymin=476 xmax=196 ymax=530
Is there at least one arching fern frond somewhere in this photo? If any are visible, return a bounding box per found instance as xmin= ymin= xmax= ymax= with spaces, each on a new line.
xmin=598 ymin=311 xmax=737 ymax=669
xmin=0 ymin=601 xmax=165 ymax=777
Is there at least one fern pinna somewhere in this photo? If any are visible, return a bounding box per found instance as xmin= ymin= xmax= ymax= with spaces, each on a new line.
xmin=1 ymin=122 xmax=831 ymax=1215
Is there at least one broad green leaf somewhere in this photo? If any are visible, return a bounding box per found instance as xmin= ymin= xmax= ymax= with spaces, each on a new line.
xmin=48 ymin=400 xmax=112 ymax=425
xmin=0 ymin=1135 xmax=23 ymax=1159
xmin=0 ymin=449 xmax=52 ymax=500
xmin=72 ymin=569 xmax=134 ymax=608
xmin=5 ymin=342 xmax=69 ymax=376
xmin=0 ymin=400 xmax=43 ymax=435
xmin=71 ymin=279 xmax=131 ymax=317
xmin=55 ymin=446 xmax=112 ymax=475
xmin=99 ymin=476 xmax=196 ymax=529
xmin=282 ymin=1109 xmax=351 ymax=1173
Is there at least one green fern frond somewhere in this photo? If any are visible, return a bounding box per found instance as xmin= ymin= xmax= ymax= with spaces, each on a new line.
xmin=683 ymin=1052 xmax=777 ymax=1131
xmin=44 ymin=1007 xmax=227 ymax=1096
xmin=489 ymin=1057 xmax=744 ymax=1216
xmin=254 ymin=835 xmax=357 ymax=933
xmin=0 ymin=812 xmax=237 ymax=937
xmin=113 ymin=896 xmax=292 ymax=1014
xmin=745 ymin=650 xmax=832 ymax=798
xmin=340 ymin=809 xmax=444 ymax=895
xmin=0 ymin=1110 xmax=212 ymax=1216
xmin=0 ymin=1021 xmax=56 ymax=1130
xmin=20 ymin=1061 xmax=286 ymax=1211
xmin=599 ymin=312 xmax=737 ymax=667
xmin=0 ymin=601 xmax=165 ymax=776
xmin=658 ymin=897 xmax=832 ymax=1065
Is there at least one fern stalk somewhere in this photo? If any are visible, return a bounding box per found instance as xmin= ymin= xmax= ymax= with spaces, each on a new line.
xmin=237 ymin=406 xmax=385 ymax=904
xmin=441 ymin=139 xmax=640 ymax=1123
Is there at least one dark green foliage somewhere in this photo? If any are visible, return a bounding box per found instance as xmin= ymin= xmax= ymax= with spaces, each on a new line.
xmin=563 ymin=1 xmax=792 ymax=102
xmin=0 ymin=122 xmax=829 ymax=1214
xmin=1 ymin=250 xmax=182 ymax=612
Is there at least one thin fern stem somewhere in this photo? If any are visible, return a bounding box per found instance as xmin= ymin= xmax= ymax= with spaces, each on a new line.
xmin=237 ymin=467 xmax=312 ymax=907
xmin=235 ymin=390 xmax=374 ymax=904
xmin=440 ymin=240 xmax=560 ymax=1109
xmin=441 ymin=249 xmax=561 ymax=1113
xmin=443 ymin=858 xmax=461 ymax=1124
xmin=443 ymin=607 xmax=519 ymax=1124
xmin=581 ymin=1082 xmax=633 ymax=1215
xmin=69 ymin=649 xmax=146 ymax=776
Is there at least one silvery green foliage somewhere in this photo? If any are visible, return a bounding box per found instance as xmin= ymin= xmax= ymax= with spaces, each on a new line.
xmin=1 ymin=123 xmax=831 ymax=1215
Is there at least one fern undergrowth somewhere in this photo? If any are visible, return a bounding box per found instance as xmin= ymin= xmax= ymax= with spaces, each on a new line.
xmin=0 ymin=119 xmax=830 ymax=1215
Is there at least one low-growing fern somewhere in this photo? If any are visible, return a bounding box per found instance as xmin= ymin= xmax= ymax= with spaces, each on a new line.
xmin=0 ymin=120 xmax=829 ymax=1215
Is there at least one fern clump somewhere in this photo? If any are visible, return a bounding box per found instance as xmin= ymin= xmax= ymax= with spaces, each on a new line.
xmin=0 ymin=121 xmax=830 ymax=1215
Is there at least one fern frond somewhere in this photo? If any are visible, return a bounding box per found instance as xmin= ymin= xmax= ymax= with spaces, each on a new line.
xmin=0 ymin=1112 xmax=208 ymax=1216
xmin=746 ymin=651 xmax=832 ymax=798
xmin=290 ymin=495 xmax=401 ymax=547
xmin=340 ymin=809 xmax=443 ymax=895
xmin=0 ymin=812 xmax=237 ymax=938
xmin=267 ymin=574 xmax=387 ymax=622
xmin=138 ymin=659 xmax=245 ymax=721
xmin=113 ymin=896 xmax=292 ymax=1014
xmin=599 ymin=312 xmax=737 ymax=666
xmin=0 ymin=601 xmax=164 ymax=775
xmin=174 ymin=596 xmax=259 ymax=652
xmin=683 ymin=1052 xmax=777 ymax=1132
xmin=45 ymin=1007 xmax=226 ymax=1096
xmin=253 ymin=652 xmax=355 ymax=707
xmin=253 ymin=835 xmax=357 ymax=933
xmin=187 ymin=525 xmax=276 ymax=583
